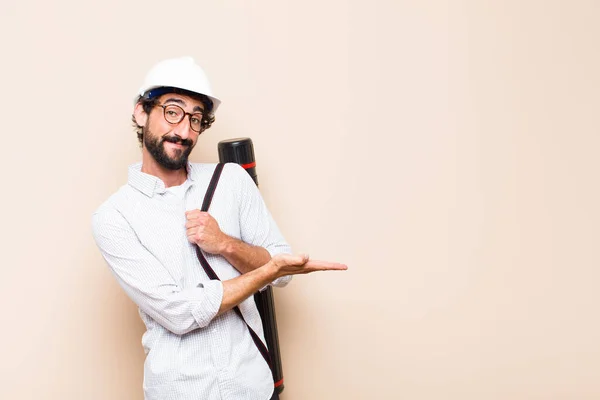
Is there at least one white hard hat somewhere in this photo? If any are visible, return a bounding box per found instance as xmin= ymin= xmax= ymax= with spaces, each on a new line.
xmin=137 ymin=56 xmax=221 ymax=113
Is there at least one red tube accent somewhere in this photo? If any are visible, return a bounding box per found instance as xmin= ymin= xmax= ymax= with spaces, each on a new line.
xmin=274 ymin=378 xmax=284 ymax=387
xmin=241 ymin=161 xmax=256 ymax=169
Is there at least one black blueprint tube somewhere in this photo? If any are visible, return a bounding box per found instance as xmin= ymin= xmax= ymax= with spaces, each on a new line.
xmin=218 ymin=137 xmax=285 ymax=394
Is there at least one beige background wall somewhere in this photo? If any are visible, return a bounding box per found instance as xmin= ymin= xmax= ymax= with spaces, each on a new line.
xmin=1 ymin=0 xmax=599 ymax=399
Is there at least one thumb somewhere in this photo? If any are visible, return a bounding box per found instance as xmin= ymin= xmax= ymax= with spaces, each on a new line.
xmin=274 ymin=253 xmax=309 ymax=266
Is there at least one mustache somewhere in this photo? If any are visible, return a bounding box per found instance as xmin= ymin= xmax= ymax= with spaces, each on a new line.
xmin=162 ymin=135 xmax=193 ymax=147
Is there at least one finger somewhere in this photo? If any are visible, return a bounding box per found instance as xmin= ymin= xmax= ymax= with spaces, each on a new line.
xmin=185 ymin=220 xmax=201 ymax=229
xmin=197 ymin=212 xmax=211 ymax=221
xmin=304 ymin=260 xmax=348 ymax=271
xmin=186 ymin=228 xmax=198 ymax=237
xmin=274 ymin=254 xmax=309 ymax=266
xmin=185 ymin=210 xmax=201 ymax=219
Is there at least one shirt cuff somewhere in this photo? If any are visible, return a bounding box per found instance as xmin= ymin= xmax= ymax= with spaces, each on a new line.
xmin=189 ymin=279 xmax=223 ymax=328
xmin=259 ymin=247 xmax=293 ymax=291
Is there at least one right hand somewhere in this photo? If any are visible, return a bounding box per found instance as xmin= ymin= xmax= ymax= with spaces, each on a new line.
xmin=268 ymin=254 xmax=348 ymax=279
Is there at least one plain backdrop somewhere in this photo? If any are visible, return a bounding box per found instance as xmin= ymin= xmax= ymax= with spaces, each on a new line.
xmin=1 ymin=1 xmax=599 ymax=399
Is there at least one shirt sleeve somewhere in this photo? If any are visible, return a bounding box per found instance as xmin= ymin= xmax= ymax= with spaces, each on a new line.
xmin=229 ymin=163 xmax=293 ymax=288
xmin=92 ymin=208 xmax=223 ymax=335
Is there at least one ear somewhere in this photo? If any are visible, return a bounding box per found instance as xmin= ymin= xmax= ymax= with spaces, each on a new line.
xmin=133 ymin=102 xmax=148 ymax=127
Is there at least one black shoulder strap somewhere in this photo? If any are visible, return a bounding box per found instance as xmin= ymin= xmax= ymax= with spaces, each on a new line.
xmin=195 ymin=163 xmax=275 ymax=380
xmin=201 ymin=163 xmax=225 ymax=212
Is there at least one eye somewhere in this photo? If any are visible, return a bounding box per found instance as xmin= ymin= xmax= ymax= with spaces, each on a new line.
xmin=191 ymin=116 xmax=202 ymax=125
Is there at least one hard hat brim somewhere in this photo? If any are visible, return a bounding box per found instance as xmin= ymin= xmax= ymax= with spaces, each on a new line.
xmin=137 ymin=85 xmax=221 ymax=114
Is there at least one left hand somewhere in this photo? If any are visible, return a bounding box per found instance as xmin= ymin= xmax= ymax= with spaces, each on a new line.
xmin=185 ymin=210 xmax=229 ymax=254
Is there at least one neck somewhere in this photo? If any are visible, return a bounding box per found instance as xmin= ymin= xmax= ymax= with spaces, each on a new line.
xmin=141 ymin=149 xmax=187 ymax=188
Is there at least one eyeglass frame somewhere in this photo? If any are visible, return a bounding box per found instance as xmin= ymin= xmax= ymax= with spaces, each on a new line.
xmin=154 ymin=103 xmax=206 ymax=133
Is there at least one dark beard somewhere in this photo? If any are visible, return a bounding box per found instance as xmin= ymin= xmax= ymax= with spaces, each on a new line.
xmin=143 ymin=127 xmax=194 ymax=170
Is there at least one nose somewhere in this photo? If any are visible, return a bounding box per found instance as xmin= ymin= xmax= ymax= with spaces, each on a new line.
xmin=172 ymin=115 xmax=193 ymax=139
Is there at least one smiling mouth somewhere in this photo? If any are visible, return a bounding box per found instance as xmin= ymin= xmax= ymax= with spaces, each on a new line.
xmin=164 ymin=140 xmax=188 ymax=149
xmin=163 ymin=136 xmax=192 ymax=148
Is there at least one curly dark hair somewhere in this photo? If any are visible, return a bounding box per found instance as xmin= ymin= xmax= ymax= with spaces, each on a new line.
xmin=132 ymin=87 xmax=216 ymax=146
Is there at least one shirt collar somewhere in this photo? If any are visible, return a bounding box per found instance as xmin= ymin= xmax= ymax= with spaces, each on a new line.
xmin=128 ymin=162 xmax=196 ymax=197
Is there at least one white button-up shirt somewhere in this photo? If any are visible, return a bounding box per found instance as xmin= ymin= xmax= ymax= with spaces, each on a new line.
xmin=92 ymin=162 xmax=292 ymax=400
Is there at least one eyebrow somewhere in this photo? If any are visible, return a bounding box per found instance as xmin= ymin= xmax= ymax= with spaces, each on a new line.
xmin=163 ymin=97 xmax=204 ymax=113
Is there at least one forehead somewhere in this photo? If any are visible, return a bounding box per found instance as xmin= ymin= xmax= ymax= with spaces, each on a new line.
xmin=158 ymin=93 xmax=205 ymax=112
